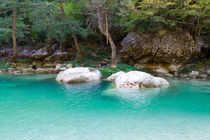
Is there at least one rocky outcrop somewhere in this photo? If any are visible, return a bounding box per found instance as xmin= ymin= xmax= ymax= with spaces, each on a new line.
xmin=56 ymin=67 xmax=102 ymax=83
xmin=31 ymin=48 xmax=50 ymax=60
xmin=107 ymin=71 xmax=169 ymax=88
xmin=45 ymin=50 xmax=69 ymax=62
xmin=0 ymin=48 xmax=36 ymax=58
xmin=120 ymin=29 xmax=195 ymax=72
xmin=0 ymin=48 xmax=13 ymax=57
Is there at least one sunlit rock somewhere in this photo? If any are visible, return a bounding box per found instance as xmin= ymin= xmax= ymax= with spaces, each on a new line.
xmin=56 ymin=67 xmax=102 ymax=83
xmin=107 ymin=71 xmax=125 ymax=81
xmin=36 ymin=68 xmax=49 ymax=74
xmin=121 ymin=30 xmax=194 ymax=72
xmin=107 ymin=71 xmax=169 ymax=88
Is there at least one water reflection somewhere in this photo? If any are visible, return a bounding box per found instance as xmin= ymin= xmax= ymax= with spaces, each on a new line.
xmin=102 ymin=87 xmax=164 ymax=108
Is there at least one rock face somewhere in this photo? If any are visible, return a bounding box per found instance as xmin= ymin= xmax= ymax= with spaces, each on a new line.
xmin=56 ymin=67 xmax=102 ymax=83
xmin=45 ymin=50 xmax=69 ymax=62
xmin=120 ymin=30 xmax=194 ymax=72
xmin=31 ymin=48 xmax=49 ymax=60
xmin=107 ymin=71 xmax=169 ymax=88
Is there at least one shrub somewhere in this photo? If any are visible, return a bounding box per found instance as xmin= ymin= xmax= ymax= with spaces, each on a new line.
xmin=0 ymin=61 xmax=11 ymax=70
xmin=99 ymin=64 xmax=142 ymax=77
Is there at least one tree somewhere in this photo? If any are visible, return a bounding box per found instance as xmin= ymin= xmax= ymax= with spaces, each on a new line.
xmin=11 ymin=7 xmax=17 ymax=61
xmin=29 ymin=0 xmax=87 ymax=60
xmin=58 ymin=0 xmax=83 ymax=61
xmin=0 ymin=0 xmax=27 ymax=61
xmin=83 ymin=0 xmax=119 ymax=67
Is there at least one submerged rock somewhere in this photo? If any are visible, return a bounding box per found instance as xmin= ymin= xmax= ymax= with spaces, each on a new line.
xmin=13 ymin=71 xmax=22 ymax=75
xmin=22 ymin=68 xmax=35 ymax=74
xmin=56 ymin=67 xmax=102 ymax=83
xmin=107 ymin=71 xmax=169 ymax=88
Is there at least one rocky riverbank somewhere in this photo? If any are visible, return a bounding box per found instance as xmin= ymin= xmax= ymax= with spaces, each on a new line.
xmin=0 ymin=60 xmax=209 ymax=81
xmin=0 ymin=62 xmax=72 ymax=75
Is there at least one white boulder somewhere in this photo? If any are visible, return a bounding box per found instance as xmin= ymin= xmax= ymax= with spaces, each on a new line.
xmin=56 ymin=67 xmax=102 ymax=83
xmin=107 ymin=71 xmax=169 ymax=88
xmin=107 ymin=71 xmax=125 ymax=81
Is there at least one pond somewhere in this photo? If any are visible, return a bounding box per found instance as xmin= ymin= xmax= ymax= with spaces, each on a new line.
xmin=0 ymin=74 xmax=210 ymax=140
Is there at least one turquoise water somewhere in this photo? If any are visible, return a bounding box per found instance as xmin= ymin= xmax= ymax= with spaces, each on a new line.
xmin=0 ymin=74 xmax=210 ymax=140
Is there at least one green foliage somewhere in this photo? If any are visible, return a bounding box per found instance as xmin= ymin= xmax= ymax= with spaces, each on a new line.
xmin=67 ymin=60 xmax=142 ymax=77
xmin=119 ymin=0 xmax=210 ymax=35
xmin=16 ymin=58 xmax=32 ymax=63
xmin=99 ymin=64 xmax=142 ymax=77
xmin=99 ymin=67 xmax=119 ymax=77
xmin=0 ymin=1 xmax=28 ymax=46
xmin=207 ymin=61 xmax=210 ymax=66
xmin=0 ymin=61 xmax=11 ymax=70
xmin=29 ymin=1 xmax=89 ymax=44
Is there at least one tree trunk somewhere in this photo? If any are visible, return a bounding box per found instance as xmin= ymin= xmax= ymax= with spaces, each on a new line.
xmin=72 ymin=34 xmax=83 ymax=62
xmin=58 ymin=0 xmax=65 ymax=52
xmin=59 ymin=41 xmax=64 ymax=52
xmin=96 ymin=8 xmax=117 ymax=67
xmin=107 ymin=33 xmax=117 ymax=67
xmin=46 ymin=44 xmax=53 ymax=55
xmin=194 ymin=16 xmax=201 ymax=56
xmin=58 ymin=0 xmax=83 ymax=61
xmin=11 ymin=8 xmax=17 ymax=62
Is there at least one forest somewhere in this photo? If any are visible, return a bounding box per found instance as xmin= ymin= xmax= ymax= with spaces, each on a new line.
xmin=0 ymin=0 xmax=209 ymax=76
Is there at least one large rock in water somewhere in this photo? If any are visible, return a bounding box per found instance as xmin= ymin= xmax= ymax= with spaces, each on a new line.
xmin=56 ymin=67 xmax=102 ymax=83
xmin=45 ymin=50 xmax=69 ymax=62
xmin=120 ymin=30 xmax=195 ymax=72
xmin=107 ymin=71 xmax=169 ymax=88
xmin=31 ymin=48 xmax=49 ymax=60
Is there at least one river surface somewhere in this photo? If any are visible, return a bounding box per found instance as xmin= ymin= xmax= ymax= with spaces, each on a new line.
xmin=0 ymin=74 xmax=210 ymax=140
